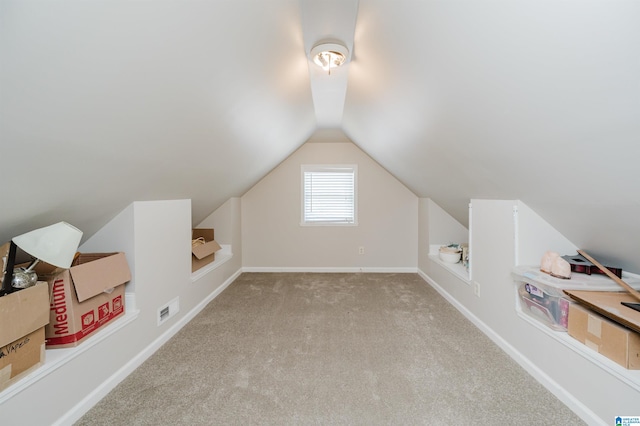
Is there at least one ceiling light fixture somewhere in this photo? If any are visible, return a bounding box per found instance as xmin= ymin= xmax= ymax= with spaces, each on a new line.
xmin=310 ymin=41 xmax=349 ymax=75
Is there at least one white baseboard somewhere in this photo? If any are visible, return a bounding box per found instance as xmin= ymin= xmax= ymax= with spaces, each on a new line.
xmin=54 ymin=267 xmax=243 ymax=426
xmin=242 ymin=266 xmax=418 ymax=273
xmin=417 ymin=269 xmax=604 ymax=426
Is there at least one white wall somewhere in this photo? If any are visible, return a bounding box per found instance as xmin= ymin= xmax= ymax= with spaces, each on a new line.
xmin=241 ymin=141 xmax=418 ymax=270
xmin=514 ymin=200 xmax=577 ymax=266
xmin=427 ymin=198 xmax=468 ymax=246
xmin=197 ymin=197 xmax=239 ymax=247
xmin=196 ymin=197 xmax=243 ymax=281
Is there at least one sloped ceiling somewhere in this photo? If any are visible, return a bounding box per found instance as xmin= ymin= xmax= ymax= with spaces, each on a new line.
xmin=2 ymin=1 xmax=640 ymax=272
xmin=342 ymin=0 xmax=640 ymax=272
xmin=0 ymin=0 xmax=315 ymax=244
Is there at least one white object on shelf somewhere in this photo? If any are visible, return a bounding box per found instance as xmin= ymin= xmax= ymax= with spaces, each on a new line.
xmin=439 ymin=250 xmax=461 ymax=263
xmin=439 ymin=243 xmax=463 ymax=264
xmin=429 ymin=245 xmax=470 ymax=283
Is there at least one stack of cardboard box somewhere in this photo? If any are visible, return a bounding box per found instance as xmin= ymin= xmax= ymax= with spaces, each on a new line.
xmin=1 ymin=241 xmax=132 ymax=391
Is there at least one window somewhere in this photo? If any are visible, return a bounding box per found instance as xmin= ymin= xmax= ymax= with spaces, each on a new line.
xmin=301 ymin=165 xmax=357 ymax=226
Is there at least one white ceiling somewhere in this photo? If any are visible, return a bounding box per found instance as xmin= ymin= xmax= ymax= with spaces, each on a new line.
xmin=2 ymin=0 xmax=640 ymax=272
xmin=301 ymin=0 xmax=358 ymax=127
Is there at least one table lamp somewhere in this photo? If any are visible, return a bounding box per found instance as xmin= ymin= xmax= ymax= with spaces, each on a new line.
xmin=1 ymin=222 xmax=83 ymax=294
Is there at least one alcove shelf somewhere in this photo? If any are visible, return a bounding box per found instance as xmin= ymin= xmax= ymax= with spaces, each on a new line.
xmin=512 ymin=269 xmax=640 ymax=393
xmin=428 ymin=244 xmax=470 ymax=283
xmin=423 ymin=198 xmax=472 ymax=283
xmin=191 ymin=244 xmax=233 ymax=283
xmin=515 ymin=297 xmax=640 ymax=392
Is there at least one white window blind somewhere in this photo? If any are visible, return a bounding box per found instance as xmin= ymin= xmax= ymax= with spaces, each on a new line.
xmin=302 ymin=165 xmax=357 ymax=225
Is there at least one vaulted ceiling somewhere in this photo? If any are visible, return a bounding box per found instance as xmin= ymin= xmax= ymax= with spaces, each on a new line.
xmin=2 ymin=1 xmax=639 ymax=272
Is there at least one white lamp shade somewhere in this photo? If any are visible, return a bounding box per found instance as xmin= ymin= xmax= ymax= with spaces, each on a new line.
xmin=12 ymin=222 xmax=83 ymax=269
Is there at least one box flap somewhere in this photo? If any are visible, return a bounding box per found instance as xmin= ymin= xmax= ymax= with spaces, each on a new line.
xmin=0 ymin=282 xmax=49 ymax=346
xmin=192 ymin=240 xmax=221 ymax=260
xmin=69 ymin=253 xmax=131 ymax=303
xmin=564 ymin=289 xmax=640 ymax=334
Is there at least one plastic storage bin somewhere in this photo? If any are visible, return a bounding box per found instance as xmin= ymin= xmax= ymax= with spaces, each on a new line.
xmin=512 ymin=265 xmax=640 ymax=332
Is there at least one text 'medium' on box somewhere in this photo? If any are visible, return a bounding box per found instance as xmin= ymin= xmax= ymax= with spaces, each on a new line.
xmin=42 ymin=252 xmax=131 ymax=348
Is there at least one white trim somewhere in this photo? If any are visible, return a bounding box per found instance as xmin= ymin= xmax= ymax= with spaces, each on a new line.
xmin=513 ymin=204 xmax=519 ymax=266
xmin=241 ymin=266 xmax=418 ymax=273
xmin=53 ymin=268 xmax=243 ymax=426
xmin=468 ymin=202 xmax=473 ymax=282
xmin=417 ymin=268 xmax=604 ymax=426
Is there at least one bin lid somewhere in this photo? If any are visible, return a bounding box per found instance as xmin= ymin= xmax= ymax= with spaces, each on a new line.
xmin=512 ymin=265 xmax=640 ymax=292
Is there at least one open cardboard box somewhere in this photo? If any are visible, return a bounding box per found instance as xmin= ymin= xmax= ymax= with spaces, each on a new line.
xmin=37 ymin=252 xmax=131 ymax=348
xmin=192 ymin=229 xmax=221 ymax=273
xmin=0 ymin=281 xmax=49 ymax=391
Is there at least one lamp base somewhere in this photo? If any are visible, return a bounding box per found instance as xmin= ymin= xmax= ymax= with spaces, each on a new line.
xmin=12 ymin=268 xmax=39 ymax=289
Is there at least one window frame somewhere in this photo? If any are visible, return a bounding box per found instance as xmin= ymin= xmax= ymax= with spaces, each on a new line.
xmin=300 ymin=164 xmax=358 ymax=226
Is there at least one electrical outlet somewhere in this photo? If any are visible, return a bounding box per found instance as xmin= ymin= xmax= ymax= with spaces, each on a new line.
xmin=358 ymin=246 xmax=365 ymax=255
xmin=474 ymin=281 xmax=481 ymax=298
xmin=158 ymin=297 xmax=180 ymax=326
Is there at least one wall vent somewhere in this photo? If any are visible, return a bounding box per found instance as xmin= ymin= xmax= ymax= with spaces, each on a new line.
xmin=157 ymin=297 xmax=179 ymax=326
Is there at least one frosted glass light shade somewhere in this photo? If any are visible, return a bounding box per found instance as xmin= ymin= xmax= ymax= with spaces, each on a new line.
xmin=12 ymin=222 xmax=83 ymax=269
xmin=310 ymin=42 xmax=349 ymax=71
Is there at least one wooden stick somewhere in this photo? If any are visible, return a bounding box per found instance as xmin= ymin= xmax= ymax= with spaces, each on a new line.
xmin=577 ymin=249 xmax=640 ymax=302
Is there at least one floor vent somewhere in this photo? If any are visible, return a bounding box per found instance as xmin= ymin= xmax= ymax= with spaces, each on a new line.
xmin=157 ymin=297 xmax=179 ymax=326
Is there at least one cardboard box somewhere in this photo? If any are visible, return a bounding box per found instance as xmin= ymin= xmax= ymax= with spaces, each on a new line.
xmin=192 ymin=229 xmax=221 ymax=272
xmin=42 ymin=252 xmax=131 ymax=348
xmin=568 ymin=302 xmax=640 ymax=369
xmin=0 ymin=282 xmax=49 ymax=391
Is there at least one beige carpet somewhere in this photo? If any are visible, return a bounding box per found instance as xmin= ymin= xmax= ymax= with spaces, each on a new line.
xmin=76 ymin=273 xmax=584 ymax=425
